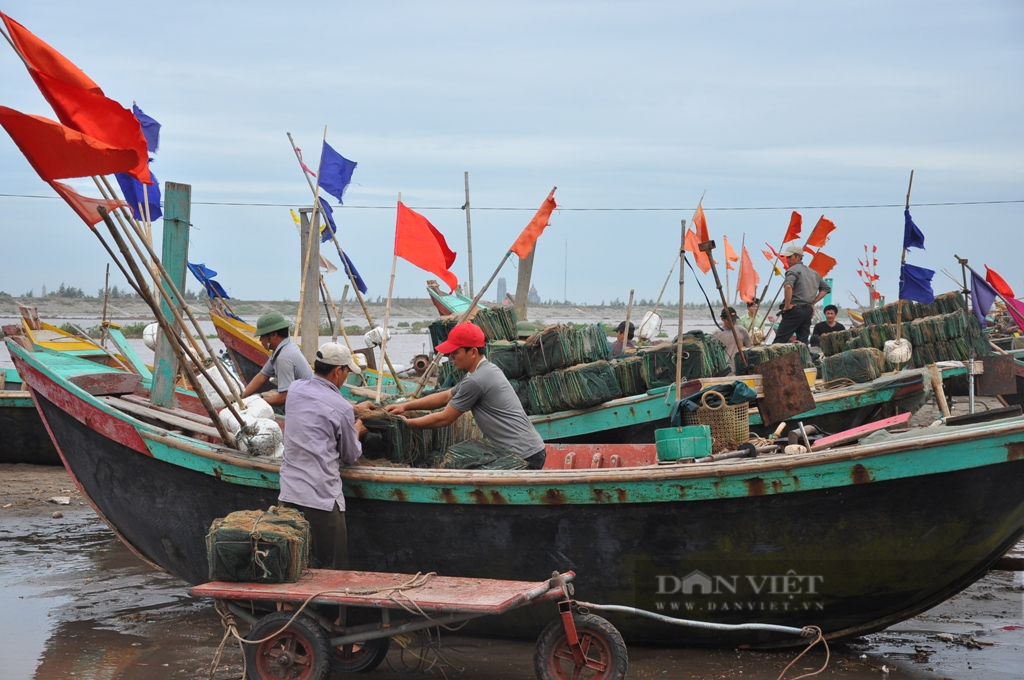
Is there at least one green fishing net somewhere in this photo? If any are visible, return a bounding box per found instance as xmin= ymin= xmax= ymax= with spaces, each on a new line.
xmin=522 ymin=324 xmax=578 ymax=376
xmin=206 ymin=506 xmax=310 ymax=583
xmin=439 ymin=439 xmax=528 ymax=470
xmin=640 ymin=337 xmax=706 ymax=388
xmin=821 ymin=347 xmax=887 ymax=383
xmin=357 ymin=409 xmax=482 ymax=468
xmin=428 ymin=306 xmax=519 ymax=348
xmin=735 ymin=342 xmax=814 ymax=375
xmin=487 ymin=341 xmax=526 ymax=379
xmin=684 ymin=330 xmax=731 ymax=377
xmin=508 ymin=378 xmax=532 ymax=413
xmin=437 ymin=359 xmax=466 ymax=389
xmin=861 ymin=291 xmax=966 ymax=325
xmin=613 ymin=355 xmax=648 ymax=396
xmin=526 ymin=360 xmax=623 ymax=415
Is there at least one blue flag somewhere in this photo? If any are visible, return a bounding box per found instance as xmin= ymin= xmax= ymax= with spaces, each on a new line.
xmin=116 ymin=165 xmax=162 ymax=221
xmin=187 ymin=261 xmax=237 ymax=312
xmin=970 ymin=270 xmax=998 ymax=327
xmin=132 ymin=104 xmax=161 ymax=155
xmin=903 ymin=210 xmax=925 ymax=250
xmin=319 ymin=199 xmax=337 ymax=243
xmin=317 ymin=141 xmax=357 ymax=204
xmin=899 ymin=262 xmax=935 ymax=304
xmin=340 ymin=250 xmax=368 ymax=294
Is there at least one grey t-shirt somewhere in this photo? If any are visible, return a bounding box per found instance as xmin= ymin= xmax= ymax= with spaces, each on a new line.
xmin=449 ymin=359 xmax=545 ymax=460
xmin=260 ymin=337 xmax=312 ymax=392
xmin=783 ymin=262 xmax=830 ymax=306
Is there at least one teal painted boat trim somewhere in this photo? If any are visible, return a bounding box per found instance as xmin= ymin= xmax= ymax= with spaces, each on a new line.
xmin=428 ymin=287 xmax=485 ymax=315
xmin=0 ymin=394 xmax=34 ymax=408
xmin=106 ymin=327 xmax=152 ymax=379
xmin=2 ymin=366 xmax=23 ymax=386
xmin=152 ymin=182 xmax=191 ymax=407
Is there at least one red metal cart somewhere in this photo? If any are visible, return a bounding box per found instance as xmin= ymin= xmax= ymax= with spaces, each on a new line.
xmin=190 ymin=569 xmax=627 ymax=680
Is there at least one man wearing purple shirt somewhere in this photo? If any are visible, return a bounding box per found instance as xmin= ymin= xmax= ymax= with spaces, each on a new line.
xmin=280 ymin=342 xmax=366 ymax=570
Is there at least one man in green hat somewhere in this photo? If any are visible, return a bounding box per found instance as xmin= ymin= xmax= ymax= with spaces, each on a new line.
xmin=240 ymin=312 xmax=312 ymax=407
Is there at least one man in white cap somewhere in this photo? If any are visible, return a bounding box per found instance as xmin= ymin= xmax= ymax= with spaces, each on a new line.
xmin=279 ymin=342 xmax=367 ymax=570
xmin=774 ymin=244 xmax=831 ymax=345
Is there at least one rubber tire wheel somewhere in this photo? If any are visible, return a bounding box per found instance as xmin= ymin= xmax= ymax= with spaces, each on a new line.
xmin=244 ymin=610 xmax=332 ymax=680
xmin=534 ymin=613 xmax=628 ymax=680
xmin=330 ymin=635 xmax=389 ymax=674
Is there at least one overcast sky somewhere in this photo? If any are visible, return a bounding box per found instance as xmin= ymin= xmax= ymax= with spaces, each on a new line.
xmin=1 ymin=1 xmax=1022 ymax=309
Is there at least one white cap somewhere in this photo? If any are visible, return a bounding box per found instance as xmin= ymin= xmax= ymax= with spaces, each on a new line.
xmin=782 ymin=244 xmax=804 ymax=257
xmin=316 ymin=342 xmax=362 ymax=375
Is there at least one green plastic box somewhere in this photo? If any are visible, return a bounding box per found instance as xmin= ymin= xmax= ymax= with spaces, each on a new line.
xmin=655 ymin=425 xmax=712 ymax=461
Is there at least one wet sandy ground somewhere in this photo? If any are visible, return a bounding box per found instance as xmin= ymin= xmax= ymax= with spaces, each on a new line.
xmin=2 ymin=464 xmax=1021 ymax=680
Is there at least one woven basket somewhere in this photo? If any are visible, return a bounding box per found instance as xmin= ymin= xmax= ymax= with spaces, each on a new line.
xmin=681 ymin=391 xmax=750 ymax=453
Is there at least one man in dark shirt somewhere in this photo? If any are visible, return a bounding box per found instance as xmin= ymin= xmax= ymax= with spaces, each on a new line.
xmin=811 ymin=305 xmax=846 ymax=347
xmin=774 ymin=245 xmax=830 ymax=344
xmin=611 ymin=321 xmax=636 ymax=356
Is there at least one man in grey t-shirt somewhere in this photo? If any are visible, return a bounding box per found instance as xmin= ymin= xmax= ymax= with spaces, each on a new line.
xmin=385 ymin=323 xmax=546 ymax=469
xmin=773 ymin=245 xmax=830 ymax=345
xmin=240 ymin=312 xmax=313 ymax=407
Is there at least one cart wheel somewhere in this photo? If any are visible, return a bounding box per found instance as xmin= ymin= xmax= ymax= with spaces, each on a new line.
xmin=244 ymin=611 xmax=332 ymax=680
xmin=534 ymin=613 xmax=627 ymax=680
xmin=330 ymin=636 xmax=389 ymax=674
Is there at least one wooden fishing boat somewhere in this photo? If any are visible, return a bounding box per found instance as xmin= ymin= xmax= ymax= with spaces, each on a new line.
xmin=0 ymin=366 xmax=60 ymax=465
xmin=426 ymin=279 xmax=482 ymax=316
xmin=11 ymin=338 xmax=1024 ymax=647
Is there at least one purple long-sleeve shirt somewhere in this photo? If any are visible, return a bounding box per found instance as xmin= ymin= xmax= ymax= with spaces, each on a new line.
xmin=279 ymin=375 xmax=362 ymax=511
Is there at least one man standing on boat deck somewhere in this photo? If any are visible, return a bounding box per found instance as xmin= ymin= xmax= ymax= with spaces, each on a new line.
xmin=240 ymin=312 xmax=312 ymax=408
xmin=773 ymin=245 xmax=830 ymax=345
xmin=385 ymin=323 xmax=547 ymax=469
xmin=611 ymin=321 xmax=636 ymax=356
xmin=279 ymin=342 xmax=366 ymax=569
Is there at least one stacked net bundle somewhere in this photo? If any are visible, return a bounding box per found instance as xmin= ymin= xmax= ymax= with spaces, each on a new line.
xmin=437 ymin=359 xmax=466 ymax=389
xmin=439 ymin=439 xmax=527 ymax=470
xmin=820 ymin=328 xmax=862 ymax=356
xmin=821 ymin=347 xmax=887 ymax=383
xmin=827 ymin=308 xmax=988 ymax=368
xmin=525 ymin=361 xmax=623 ymax=415
xmin=428 ymin=316 xmax=459 ymax=349
xmin=522 ymin=324 xmax=577 ymax=376
xmin=206 ymin=506 xmax=309 ymax=583
xmin=640 ymin=337 xmax=707 ymax=388
xmin=428 ymin=306 xmax=519 ymax=348
xmin=508 ymin=378 xmax=532 ymax=413
xmin=613 ymin=355 xmax=648 ymax=396
xmin=487 ymin=341 xmax=526 ymax=379
xmin=861 ymin=291 xmax=967 ymax=325
xmin=572 ymin=323 xmax=613 ymax=363
xmin=735 ymin=342 xmax=814 ymax=375
xmin=685 ymin=330 xmax=730 ymax=377
xmin=357 ymin=409 xmax=482 ymax=468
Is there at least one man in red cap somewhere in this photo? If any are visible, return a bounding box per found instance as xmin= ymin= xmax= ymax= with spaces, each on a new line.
xmin=386 ymin=323 xmax=547 ymax=469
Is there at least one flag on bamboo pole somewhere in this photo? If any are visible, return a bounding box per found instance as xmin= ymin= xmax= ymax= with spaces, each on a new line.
xmin=317 ymin=141 xmax=357 ymax=204
xmin=115 ymin=167 xmax=161 ymax=220
xmin=985 ymin=265 xmax=1014 ymax=299
xmin=48 ymin=180 xmax=127 ymax=228
xmin=0 ymin=107 xmax=139 ymax=180
xmin=339 ymin=251 xmax=367 ymax=294
xmin=319 ymin=199 xmax=337 ymax=242
xmin=764 ymin=243 xmax=789 ymax=271
xmin=685 ymin=228 xmax=711 ymax=274
xmin=723 ymin=236 xmax=739 ymax=270
xmin=738 ymin=245 xmax=760 ymax=303
xmin=1003 ymin=297 xmax=1024 ymax=330
xmin=395 ymin=202 xmax=458 ymax=291
xmin=510 ymin=189 xmax=557 ymax=258
xmin=0 ymin=12 xmax=101 ymax=93
xmin=692 ymin=203 xmax=709 ymax=242
xmin=28 ymin=70 xmax=151 ymax=183
xmin=132 ymin=104 xmax=160 ymax=154
xmin=970 ymin=270 xmax=998 ymax=326
xmin=805 ymin=216 xmax=836 ymax=248
xmin=903 ymin=210 xmax=925 ymax=250
xmin=187 ymin=262 xmax=232 ymax=301
xmin=782 ymin=211 xmax=802 ymax=243
xmin=296 ymin=147 xmax=318 ymax=178
xmin=808 ymin=250 xmax=837 ymax=277
xmin=900 ymin=262 xmax=935 ymax=305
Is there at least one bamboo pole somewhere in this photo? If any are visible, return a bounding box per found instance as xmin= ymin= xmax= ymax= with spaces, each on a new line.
xmin=622 ymin=289 xmax=635 ymax=353
xmin=674 ymin=220 xmax=686 ymax=403
xmin=463 ymin=171 xmax=475 ymax=297
xmin=375 ymin=251 xmax=400 ymax=404
xmin=699 ymin=239 xmax=748 ymax=368
xmin=893 ymin=170 xmax=914 ymax=368
xmin=100 ymin=263 xmax=111 ymax=347
xmin=294 ymin=126 xmax=328 ymax=343
xmin=320 ymin=277 xmax=346 ymax=347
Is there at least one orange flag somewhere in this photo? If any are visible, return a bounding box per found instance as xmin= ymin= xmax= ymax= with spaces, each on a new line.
xmin=0 ymin=12 xmax=102 ymax=93
xmin=510 ymin=189 xmax=557 ymax=258
xmin=0 ymin=107 xmax=140 ymax=181
xmin=684 ymin=228 xmax=711 ymax=274
xmin=692 ymin=203 xmax=709 ymax=242
xmin=806 ymin=216 xmax=836 ymax=248
xmin=49 ymin=181 xmax=127 ymax=228
xmin=723 ymin=236 xmax=739 ymax=271
xmin=808 ymin=250 xmax=837 ymax=277
xmin=782 ymin=211 xmax=802 ymax=243
xmin=985 ymin=266 xmax=1015 ymax=299
xmin=738 ymin=246 xmax=760 ymax=303
xmin=394 ymin=202 xmax=458 ymax=291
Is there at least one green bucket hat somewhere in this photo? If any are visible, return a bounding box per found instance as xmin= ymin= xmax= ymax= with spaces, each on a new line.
xmin=516 ymin=321 xmax=536 ymax=340
xmin=254 ymin=312 xmax=293 ymax=337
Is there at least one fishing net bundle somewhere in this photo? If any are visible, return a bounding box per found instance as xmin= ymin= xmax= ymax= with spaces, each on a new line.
xmin=821 ymin=347 xmax=887 ymax=383
xmin=437 ymin=359 xmax=466 ymax=389
xmin=613 ymin=355 xmax=648 ymax=396
xmin=486 ymin=341 xmax=526 ymax=379
xmin=439 ymin=438 xmax=528 ymax=470
xmin=357 ymin=409 xmax=484 ymax=468
xmin=640 ymin=336 xmax=707 ymax=388
xmin=522 ymin=324 xmax=579 ymax=376
xmin=428 ymin=306 xmax=519 ymax=348
xmin=508 ymin=378 xmax=532 ymax=413
xmin=861 ymin=291 xmax=967 ymax=325
xmin=206 ymin=506 xmax=310 ymax=583
xmin=735 ymin=342 xmax=814 ymax=375
xmin=820 ymin=328 xmax=862 ymax=356
xmin=687 ymin=331 xmax=731 ymax=377
xmin=526 ymin=360 xmax=623 ymax=415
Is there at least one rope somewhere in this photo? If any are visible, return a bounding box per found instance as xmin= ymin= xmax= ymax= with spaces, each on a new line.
xmin=683 ymin=255 xmax=725 ymax=332
xmin=775 ymin=626 xmax=830 ymax=680
xmin=248 ymin=511 xmax=273 ymax=580
xmin=209 ymin=600 xmax=247 ymax=680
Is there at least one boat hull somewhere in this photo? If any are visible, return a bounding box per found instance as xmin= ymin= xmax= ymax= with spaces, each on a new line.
xmin=18 ymin=342 xmax=1024 ymax=646
xmin=0 ymin=394 xmax=61 ymax=465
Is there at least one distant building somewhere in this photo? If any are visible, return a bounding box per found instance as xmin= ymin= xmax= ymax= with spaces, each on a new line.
xmin=528 ymin=285 xmax=541 ymax=304
xmin=496 ymin=278 xmax=506 ymax=303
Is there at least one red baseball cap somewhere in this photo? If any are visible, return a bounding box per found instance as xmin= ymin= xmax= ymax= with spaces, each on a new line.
xmin=435 ymin=323 xmax=486 ymax=354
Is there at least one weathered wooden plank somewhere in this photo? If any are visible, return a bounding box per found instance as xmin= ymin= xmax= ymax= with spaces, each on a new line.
xmin=152 ymin=181 xmax=191 ymax=407
xmin=103 ymin=395 xmax=221 ymax=439
xmin=69 ymin=372 xmax=142 ymax=396
xmin=811 ymin=412 xmax=912 ymax=450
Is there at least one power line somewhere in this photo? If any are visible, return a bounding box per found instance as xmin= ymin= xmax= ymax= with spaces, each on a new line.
xmin=2 ymin=192 xmax=1024 ymax=211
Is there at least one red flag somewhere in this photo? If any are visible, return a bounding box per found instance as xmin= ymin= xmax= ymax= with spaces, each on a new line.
xmin=684 ymin=228 xmax=711 ymax=274
xmin=394 ymin=202 xmax=458 ymax=291
xmin=723 ymin=236 xmax=739 ymax=271
xmin=49 ymin=181 xmax=128 ymax=228
xmin=692 ymin=203 xmax=709 ymax=242
xmin=782 ymin=211 xmax=802 ymax=243
xmin=510 ymin=189 xmax=557 ymax=258
xmin=738 ymin=245 xmax=760 ymax=303
xmin=765 ymin=242 xmax=790 ymax=270
xmin=0 ymin=107 xmax=140 ymax=181
xmin=985 ymin=265 xmax=1015 ymax=299
xmin=0 ymin=12 xmax=101 ymax=93
xmin=806 ymin=216 xmax=836 ymax=248
xmin=29 ymin=71 xmax=151 ymax=184
xmin=808 ymin=250 xmax=837 ymax=277
xmin=871 ymin=291 xmax=881 ymax=300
